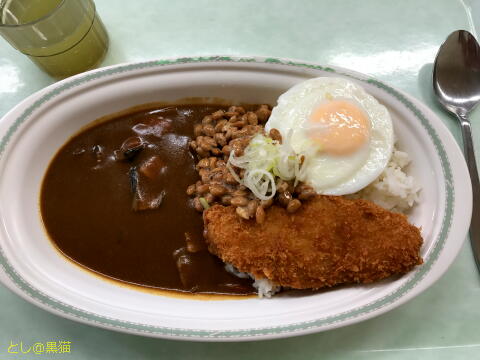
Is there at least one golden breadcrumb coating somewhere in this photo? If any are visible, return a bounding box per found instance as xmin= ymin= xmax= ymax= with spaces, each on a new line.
xmin=203 ymin=195 xmax=423 ymax=289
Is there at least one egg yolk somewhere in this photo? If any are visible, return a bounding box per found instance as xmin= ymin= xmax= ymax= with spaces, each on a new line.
xmin=308 ymin=100 xmax=370 ymax=155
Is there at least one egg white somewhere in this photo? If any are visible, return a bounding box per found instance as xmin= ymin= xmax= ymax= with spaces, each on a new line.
xmin=266 ymin=77 xmax=394 ymax=195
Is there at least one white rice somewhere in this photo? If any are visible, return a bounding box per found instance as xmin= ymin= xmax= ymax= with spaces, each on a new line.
xmin=224 ymin=263 xmax=281 ymax=298
xmin=224 ymin=263 xmax=250 ymax=279
xmin=226 ymin=147 xmax=421 ymax=297
xmin=349 ymin=147 xmax=421 ymax=213
xmin=252 ymin=278 xmax=281 ymax=298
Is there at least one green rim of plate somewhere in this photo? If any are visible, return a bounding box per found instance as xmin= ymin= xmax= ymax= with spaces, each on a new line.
xmin=0 ymin=56 xmax=453 ymax=339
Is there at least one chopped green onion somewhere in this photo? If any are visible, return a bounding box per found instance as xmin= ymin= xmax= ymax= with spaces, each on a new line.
xmin=199 ymin=197 xmax=210 ymax=209
xmin=226 ymin=132 xmax=312 ymax=200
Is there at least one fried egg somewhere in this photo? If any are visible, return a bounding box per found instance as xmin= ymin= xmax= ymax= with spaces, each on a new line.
xmin=265 ymin=77 xmax=393 ymax=195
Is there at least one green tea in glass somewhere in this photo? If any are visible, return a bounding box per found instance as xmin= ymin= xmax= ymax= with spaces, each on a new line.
xmin=0 ymin=0 xmax=109 ymax=78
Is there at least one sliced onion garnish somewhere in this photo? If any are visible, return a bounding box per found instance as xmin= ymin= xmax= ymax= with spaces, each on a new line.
xmin=226 ymin=158 xmax=243 ymax=184
xmin=243 ymin=169 xmax=276 ymax=200
xmin=226 ymin=132 xmax=311 ymax=200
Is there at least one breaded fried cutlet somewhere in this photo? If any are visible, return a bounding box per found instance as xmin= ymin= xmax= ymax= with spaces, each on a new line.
xmin=203 ymin=195 xmax=423 ymax=289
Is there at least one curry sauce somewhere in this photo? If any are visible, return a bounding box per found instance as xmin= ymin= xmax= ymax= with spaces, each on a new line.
xmin=40 ymin=104 xmax=255 ymax=295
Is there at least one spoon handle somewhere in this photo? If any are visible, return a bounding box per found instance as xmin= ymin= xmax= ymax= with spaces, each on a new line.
xmin=458 ymin=113 xmax=480 ymax=270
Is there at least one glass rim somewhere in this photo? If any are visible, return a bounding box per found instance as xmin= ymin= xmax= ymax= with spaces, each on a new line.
xmin=0 ymin=0 xmax=67 ymax=28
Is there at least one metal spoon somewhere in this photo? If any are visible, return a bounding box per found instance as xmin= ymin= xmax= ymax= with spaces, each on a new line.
xmin=433 ymin=30 xmax=480 ymax=270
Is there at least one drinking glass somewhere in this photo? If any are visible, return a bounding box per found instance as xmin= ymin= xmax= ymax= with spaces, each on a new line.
xmin=0 ymin=0 xmax=109 ymax=78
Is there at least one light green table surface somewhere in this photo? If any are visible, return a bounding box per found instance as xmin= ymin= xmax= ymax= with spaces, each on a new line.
xmin=1 ymin=0 xmax=480 ymax=359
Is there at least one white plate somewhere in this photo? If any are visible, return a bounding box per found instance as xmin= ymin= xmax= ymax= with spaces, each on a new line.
xmin=0 ymin=56 xmax=472 ymax=341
